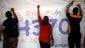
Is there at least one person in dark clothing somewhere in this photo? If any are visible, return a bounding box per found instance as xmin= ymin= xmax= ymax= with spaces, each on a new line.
xmin=0 ymin=8 xmax=19 ymax=48
xmin=37 ymin=5 xmax=53 ymax=48
xmin=66 ymin=1 xmax=83 ymax=48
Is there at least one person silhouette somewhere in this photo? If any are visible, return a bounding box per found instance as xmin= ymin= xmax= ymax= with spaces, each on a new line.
xmin=0 ymin=8 xmax=19 ymax=48
xmin=66 ymin=1 xmax=83 ymax=48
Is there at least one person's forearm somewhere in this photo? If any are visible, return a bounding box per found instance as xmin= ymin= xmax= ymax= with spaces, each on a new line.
xmin=77 ymin=4 xmax=83 ymax=16
xmin=38 ymin=9 xmax=40 ymax=16
xmin=66 ymin=5 xmax=70 ymax=13
xmin=37 ymin=5 xmax=40 ymax=16
xmin=66 ymin=1 xmax=74 ymax=12
xmin=12 ymin=11 xmax=17 ymax=18
xmin=79 ymin=6 xmax=83 ymax=16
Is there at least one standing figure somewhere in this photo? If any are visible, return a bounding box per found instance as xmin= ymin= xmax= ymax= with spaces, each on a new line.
xmin=37 ymin=5 xmax=53 ymax=48
xmin=66 ymin=1 xmax=83 ymax=48
xmin=0 ymin=8 xmax=19 ymax=48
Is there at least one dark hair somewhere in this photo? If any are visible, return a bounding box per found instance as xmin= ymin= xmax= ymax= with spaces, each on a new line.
xmin=6 ymin=11 xmax=12 ymax=18
xmin=42 ymin=16 xmax=49 ymax=25
xmin=73 ymin=7 xmax=79 ymax=14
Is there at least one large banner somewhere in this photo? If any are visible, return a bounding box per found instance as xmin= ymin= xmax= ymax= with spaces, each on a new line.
xmin=0 ymin=0 xmax=85 ymax=48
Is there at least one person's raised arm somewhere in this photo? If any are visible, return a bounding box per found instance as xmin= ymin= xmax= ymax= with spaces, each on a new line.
xmin=66 ymin=1 xmax=74 ymax=19
xmin=37 ymin=5 xmax=42 ymax=24
xmin=37 ymin=5 xmax=40 ymax=16
xmin=11 ymin=8 xmax=17 ymax=18
xmin=77 ymin=4 xmax=83 ymax=18
xmin=66 ymin=1 xmax=74 ymax=13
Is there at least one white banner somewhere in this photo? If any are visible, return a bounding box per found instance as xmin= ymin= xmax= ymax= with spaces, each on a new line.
xmin=0 ymin=0 xmax=85 ymax=48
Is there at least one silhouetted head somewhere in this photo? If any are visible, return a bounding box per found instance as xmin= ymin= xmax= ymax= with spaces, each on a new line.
xmin=42 ymin=16 xmax=49 ymax=25
xmin=6 ymin=11 xmax=12 ymax=18
xmin=73 ymin=7 xmax=79 ymax=15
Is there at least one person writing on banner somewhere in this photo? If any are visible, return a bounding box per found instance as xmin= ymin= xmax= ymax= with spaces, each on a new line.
xmin=66 ymin=1 xmax=83 ymax=48
xmin=0 ymin=8 xmax=19 ymax=48
xmin=37 ymin=5 xmax=54 ymax=48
